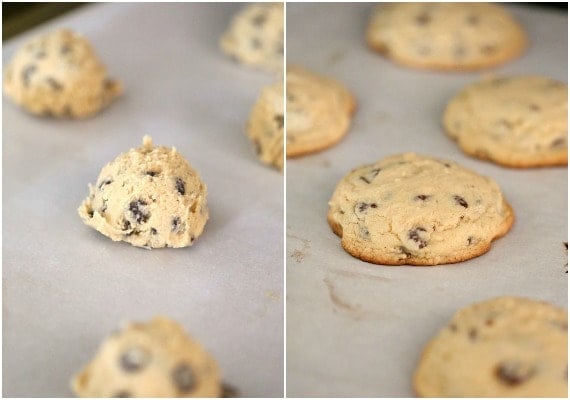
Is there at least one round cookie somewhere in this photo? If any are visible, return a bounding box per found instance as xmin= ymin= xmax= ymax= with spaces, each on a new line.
xmin=246 ymin=80 xmax=284 ymax=170
xmin=287 ymin=65 xmax=356 ymax=157
xmin=220 ymin=3 xmax=283 ymax=73
xmin=78 ymin=136 xmax=208 ymax=249
xmin=327 ymin=153 xmax=514 ymax=266
xmin=366 ymin=3 xmax=527 ymax=71
xmin=414 ymin=296 xmax=568 ymax=397
xmin=443 ymin=75 xmax=568 ymax=168
xmin=72 ymin=316 xmax=221 ymax=397
xmin=3 ymin=29 xmax=122 ymax=118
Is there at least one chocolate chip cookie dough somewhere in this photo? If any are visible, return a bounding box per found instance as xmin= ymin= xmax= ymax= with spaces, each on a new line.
xmin=72 ymin=316 xmax=221 ymax=397
xmin=327 ymin=153 xmax=514 ymax=265
xmin=78 ymin=136 xmax=208 ymax=248
xmin=414 ymin=297 xmax=568 ymax=397
xmin=3 ymin=29 xmax=122 ymax=118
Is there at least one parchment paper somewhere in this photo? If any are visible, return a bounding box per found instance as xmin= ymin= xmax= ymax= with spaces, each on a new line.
xmin=286 ymin=3 xmax=567 ymax=397
xmin=3 ymin=3 xmax=283 ymax=397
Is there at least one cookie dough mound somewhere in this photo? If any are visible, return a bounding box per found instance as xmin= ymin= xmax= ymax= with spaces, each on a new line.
xmin=220 ymin=3 xmax=283 ymax=72
xmin=414 ymin=297 xmax=568 ymax=397
xmin=72 ymin=316 xmax=221 ymax=398
xmin=366 ymin=3 xmax=527 ymax=71
xmin=246 ymin=81 xmax=284 ymax=170
xmin=327 ymin=153 xmax=514 ymax=266
xmin=78 ymin=136 xmax=208 ymax=249
xmin=3 ymin=29 xmax=122 ymax=118
xmin=443 ymin=76 xmax=568 ymax=168
xmin=287 ymin=65 xmax=356 ymax=157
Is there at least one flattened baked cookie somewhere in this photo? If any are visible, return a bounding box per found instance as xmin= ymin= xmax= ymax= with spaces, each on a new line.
xmin=246 ymin=80 xmax=284 ymax=170
xmin=366 ymin=3 xmax=527 ymax=71
xmin=414 ymin=297 xmax=568 ymax=397
xmin=78 ymin=136 xmax=208 ymax=249
xmin=327 ymin=153 xmax=514 ymax=266
xmin=220 ymin=3 xmax=283 ymax=72
xmin=72 ymin=316 xmax=221 ymax=397
xmin=443 ymin=76 xmax=568 ymax=167
xmin=3 ymin=29 xmax=122 ymax=118
xmin=287 ymin=65 xmax=356 ymax=157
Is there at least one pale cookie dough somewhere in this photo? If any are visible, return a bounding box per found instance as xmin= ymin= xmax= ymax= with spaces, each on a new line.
xmin=3 ymin=29 xmax=122 ymax=118
xmin=246 ymin=80 xmax=284 ymax=170
xmin=72 ymin=316 xmax=221 ymax=398
xmin=414 ymin=297 xmax=568 ymax=397
xmin=220 ymin=3 xmax=284 ymax=72
xmin=443 ymin=75 xmax=568 ymax=168
xmin=78 ymin=136 xmax=208 ymax=249
xmin=287 ymin=65 xmax=356 ymax=157
xmin=366 ymin=3 xmax=527 ymax=71
xmin=327 ymin=153 xmax=514 ymax=266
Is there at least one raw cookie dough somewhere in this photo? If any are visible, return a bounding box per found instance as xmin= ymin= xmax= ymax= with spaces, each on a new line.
xmin=246 ymin=80 xmax=284 ymax=170
xmin=72 ymin=316 xmax=221 ymax=398
xmin=220 ymin=3 xmax=284 ymax=72
xmin=287 ymin=65 xmax=356 ymax=157
xmin=414 ymin=296 xmax=568 ymax=397
xmin=366 ymin=3 xmax=527 ymax=71
xmin=327 ymin=153 xmax=514 ymax=266
xmin=3 ymin=29 xmax=122 ymax=118
xmin=78 ymin=136 xmax=208 ymax=248
xmin=443 ymin=75 xmax=568 ymax=167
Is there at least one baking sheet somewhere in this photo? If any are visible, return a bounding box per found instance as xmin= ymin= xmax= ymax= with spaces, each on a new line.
xmin=286 ymin=3 xmax=568 ymax=397
xmin=2 ymin=3 xmax=283 ymax=397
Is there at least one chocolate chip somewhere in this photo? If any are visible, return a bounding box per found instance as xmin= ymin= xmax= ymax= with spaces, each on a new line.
xmin=172 ymin=363 xmax=195 ymax=392
xmin=529 ymin=103 xmax=541 ymax=112
xmin=398 ymin=246 xmax=412 ymax=258
xmin=60 ymin=44 xmax=72 ymax=55
xmin=415 ymin=194 xmax=431 ymax=201
xmin=449 ymin=323 xmax=458 ymax=332
xmin=45 ymin=77 xmax=63 ymax=91
xmin=415 ymin=13 xmax=431 ymax=25
xmin=87 ymin=209 xmax=94 ymax=218
xmin=114 ymin=391 xmax=132 ymax=398
xmin=467 ymin=236 xmax=474 ymax=245
xmin=129 ymin=200 xmax=150 ymax=223
xmin=468 ymin=328 xmax=478 ymax=340
xmin=496 ymin=362 xmax=535 ymax=385
xmin=454 ymin=195 xmax=468 ymax=208
xmin=172 ymin=217 xmax=183 ymax=233
xmin=251 ymin=14 xmax=267 ymax=26
xmin=466 ymin=14 xmax=480 ymax=25
xmin=119 ymin=347 xmax=150 ymax=372
xmin=122 ymin=220 xmax=132 ymax=231
xmin=408 ymin=228 xmax=427 ymax=249
xmin=145 ymin=171 xmax=159 ymax=177
xmin=98 ymin=178 xmax=113 ymax=190
xmin=175 ymin=178 xmax=186 ymax=195
xmin=274 ymin=114 xmax=284 ymax=129
xmin=22 ymin=64 xmax=37 ymax=87
xmin=356 ymin=202 xmax=377 ymax=213
xmin=359 ymin=168 xmax=381 ymax=184
xmin=550 ymin=137 xmax=566 ymax=148
xmin=150 ymin=228 xmax=158 ymax=235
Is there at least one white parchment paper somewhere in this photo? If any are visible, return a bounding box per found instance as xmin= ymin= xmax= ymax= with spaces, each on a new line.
xmin=286 ymin=3 xmax=567 ymax=397
xmin=3 ymin=3 xmax=283 ymax=397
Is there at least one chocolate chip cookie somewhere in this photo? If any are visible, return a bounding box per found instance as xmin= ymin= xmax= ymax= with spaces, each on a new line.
xmin=3 ymin=29 xmax=122 ymax=118
xmin=443 ymin=75 xmax=568 ymax=167
xmin=327 ymin=153 xmax=514 ymax=265
xmin=366 ymin=3 xmax=527 ymax=71
xmin=78 ymin=136 xmax=208 ymax=248
xmin=414 ymin=296 xmax=568 ymax=397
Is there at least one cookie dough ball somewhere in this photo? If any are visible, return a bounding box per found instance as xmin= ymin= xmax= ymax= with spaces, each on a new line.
xmin=246 ymin=81 xmax=284 ymax=170
xmin=366 ymin=3 xmax=527 ymax=71
xmin=78 ymin=136 xmax=208 ymax=249
xmin=287 ymin=66 xmax=356 ymax=157
xmin=72 ymin=316 xmax=221 ymax=397
xmin=327 ymin=153 xmax=514 ymax=266
xmin=414 ymin=297 xmax=568 ymax=397
xmin=3 ymin=29 xmax=122 ymax=118
xmin=443 ymin=76 xmax=568 ymax=168
xmin=220 ymin=3 xmax=284 ymax=72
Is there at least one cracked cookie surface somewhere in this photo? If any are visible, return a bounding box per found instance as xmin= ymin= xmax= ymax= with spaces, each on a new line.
xmin=366 ymin=3 xmax=527 ymax=71
xmin=72 ymin=316 xmax=221 ymax=397
xmin=78 ymin=136 xmax=208 ymax=248
xmin=414 ymin=296 xmax=568 ymax=397
xmin=246 ymin=80 xmax=284 ymax=170
xmin=286 ymin=65 xmax=356 ymax=157
xmin=443 ymin=76 xmax=568 ymax=167
xmin=3 ymin=29 xmax=122 ymax=118
xmin=220 ymin=3 xmax=283 ymax=73
xmin=327 ymin=153 xmax=514 ymax=265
